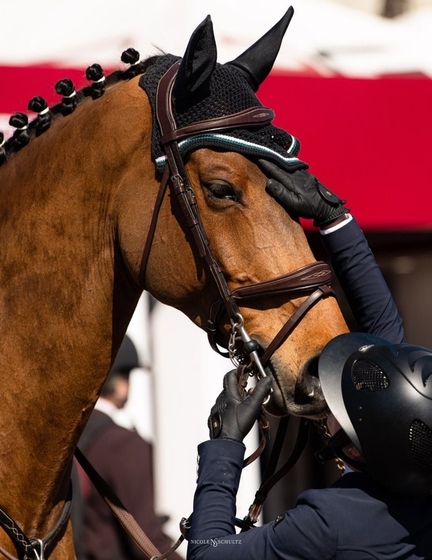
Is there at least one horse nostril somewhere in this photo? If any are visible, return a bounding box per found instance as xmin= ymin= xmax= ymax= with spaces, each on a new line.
xmin=307 ymin=355 xmax=320 ymax=379
xmin=295 ymin=356 xmax=321 ymax=402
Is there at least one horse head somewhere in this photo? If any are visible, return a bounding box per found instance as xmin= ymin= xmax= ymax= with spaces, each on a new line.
xmin=0 ymin=8 xmax=348 ymax=432
xmin=135 ymin=7 xmax=348 ymax=418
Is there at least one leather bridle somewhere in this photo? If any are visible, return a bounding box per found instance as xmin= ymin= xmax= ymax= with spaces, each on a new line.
xmin=140 ymin=60 xmax=337 ymax=379
xmin=0 ymin=485 xmax=72 ymax=560
xmin=70 ymin=63 xmax=339 ymax=559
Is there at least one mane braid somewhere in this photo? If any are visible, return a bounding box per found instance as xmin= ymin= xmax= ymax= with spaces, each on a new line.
xmin=0 ymin=53 xmax=162 ymax=165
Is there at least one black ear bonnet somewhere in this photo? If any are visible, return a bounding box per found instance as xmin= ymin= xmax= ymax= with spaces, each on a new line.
xmin=139 ymin=10 xmax=308 ymax=173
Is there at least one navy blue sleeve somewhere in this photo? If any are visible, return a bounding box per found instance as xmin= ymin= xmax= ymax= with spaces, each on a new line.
xmin=187 ymin=440 xmax=336 ymax=560
xmin=321 ymin=217 xmax=405 ymax=344
xmin=188 ymin=439 xmax=244 ymax=552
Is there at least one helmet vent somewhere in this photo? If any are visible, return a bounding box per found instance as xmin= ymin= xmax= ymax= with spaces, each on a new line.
xmin=351 ymin=359 xmax=389 ymax=391
xmin=409 ymin=420 xmax=432 ymax=469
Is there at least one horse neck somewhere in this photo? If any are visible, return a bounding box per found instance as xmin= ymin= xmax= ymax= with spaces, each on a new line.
xmin=0 ymin=77 xmax=151 ymax=531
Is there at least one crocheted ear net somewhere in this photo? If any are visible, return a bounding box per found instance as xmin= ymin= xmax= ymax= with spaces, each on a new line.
xmin=139 ymin=54 xmax=308 ymax=172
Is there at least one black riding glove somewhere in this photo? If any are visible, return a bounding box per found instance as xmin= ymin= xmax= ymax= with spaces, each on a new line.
xmin=259 ymin=160 xmax=349 ymax=228
xmin=208 ymin=370 xmax=272 ymax=443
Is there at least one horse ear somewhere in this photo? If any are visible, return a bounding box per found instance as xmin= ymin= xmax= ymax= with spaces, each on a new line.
xmin=173 ymin=15 xmax=217 ymax=101
xmin=226 ymin=6 xmax=294 ymax=92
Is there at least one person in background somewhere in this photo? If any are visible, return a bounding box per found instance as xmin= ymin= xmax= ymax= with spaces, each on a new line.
xmin=73 ymin=335 xmax=182 ymax=560
xmin=186 ymin=164 xmax=432 ymax=560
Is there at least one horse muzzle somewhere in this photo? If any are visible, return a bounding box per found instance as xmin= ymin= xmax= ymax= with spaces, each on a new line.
xmin=264 ymin=354 xmax=328 ymax=419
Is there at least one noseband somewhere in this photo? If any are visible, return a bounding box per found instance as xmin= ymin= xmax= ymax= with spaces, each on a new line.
xmin=140 ymin=61 xmax=336 ymax=378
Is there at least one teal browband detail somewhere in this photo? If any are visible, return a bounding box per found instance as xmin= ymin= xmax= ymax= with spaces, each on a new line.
xmin=155 ymin=133 xmax=303 ymax=171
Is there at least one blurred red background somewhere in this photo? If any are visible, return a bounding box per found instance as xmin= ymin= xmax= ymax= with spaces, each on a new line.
xmin=1 ymin=64 xmax=431 ymax=230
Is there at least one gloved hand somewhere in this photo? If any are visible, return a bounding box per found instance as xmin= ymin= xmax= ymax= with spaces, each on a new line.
xmin=208 ymin=370 xmax=272 ymax=442
xmin=259 ymin=159 xmax=349 ymax=228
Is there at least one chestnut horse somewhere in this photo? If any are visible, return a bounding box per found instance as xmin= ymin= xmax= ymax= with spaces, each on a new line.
xmin=0 ymin=7 xmax=347 ymax=559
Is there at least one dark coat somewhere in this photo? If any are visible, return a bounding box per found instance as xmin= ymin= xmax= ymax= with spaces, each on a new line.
xmin=188 ymin=439 xmax=432 ymax=559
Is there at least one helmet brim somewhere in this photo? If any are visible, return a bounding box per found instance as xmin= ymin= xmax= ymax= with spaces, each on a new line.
xmin=318 ymin=332 xmax=392 ymax=451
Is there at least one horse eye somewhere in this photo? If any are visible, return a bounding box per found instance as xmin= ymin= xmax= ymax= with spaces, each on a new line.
xmin=206 ymin=182 xmax=239 ymax=202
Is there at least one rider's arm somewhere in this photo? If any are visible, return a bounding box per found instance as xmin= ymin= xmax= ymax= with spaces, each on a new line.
xmin=187 ymin=374 xmax=336 ymax=560
xmin=259 ymin=160 xmax=405 ymax=345
xmin=187 ymin=439 xmax=338 ymax=560
xmin=320 ymin=215 xmax=405 ymax=344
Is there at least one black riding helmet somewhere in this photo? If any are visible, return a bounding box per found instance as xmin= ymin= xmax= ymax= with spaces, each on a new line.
xmin=318 ymin=332 xmax=432 ymax=497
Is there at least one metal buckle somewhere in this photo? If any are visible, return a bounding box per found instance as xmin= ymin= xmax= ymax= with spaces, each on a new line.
xmin=26 ymin=539 xmax=44 ymax=560
xmin=228 ymin=313 xmax=272 ymax=404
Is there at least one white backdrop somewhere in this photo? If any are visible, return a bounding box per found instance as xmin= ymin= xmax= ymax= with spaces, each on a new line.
xmin=1 ymin=1 xmax=432 ymax=74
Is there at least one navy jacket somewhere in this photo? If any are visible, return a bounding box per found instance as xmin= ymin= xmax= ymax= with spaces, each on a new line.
xmin=189 ymin=440 xmax=432 ymax=559
xmin=321 ymin=217 xmax=405 ymax=344
xmin=187 ymin=219 xmax=432 ymax=560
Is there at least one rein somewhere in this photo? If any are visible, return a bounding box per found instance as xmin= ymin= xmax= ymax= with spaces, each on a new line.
xmin=72 ymin=416 xmax=311 ymax=558
xmin=241 ymin=417 xmax=311 ymax=527
xmin=73 ymin=448 xmax=184 ymax=560
xmin=141 ymin=60 xmax=337 ymax=379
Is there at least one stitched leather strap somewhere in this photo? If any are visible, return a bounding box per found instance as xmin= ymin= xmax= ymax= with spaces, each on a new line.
xmin=260 ymin=285 xmax=335 ymax=367
xmin=243 ymin=418 xmax=311 ymax=526
xmin=139 ymin=165 xmax=170 ymax=287
xmin=206 ymin=262 xmax=334 ymax=358
xmin=231 ymin=261 xmax=332 ymax=303
xmin=161 ymin=107 xmax=274 ymax=144
xmin=0 ymin=485 xmax=72 ymax=560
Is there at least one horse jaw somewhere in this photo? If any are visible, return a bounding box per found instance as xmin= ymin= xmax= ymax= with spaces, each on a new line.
xmin=142 ymin=147 xmax=349 ymax=418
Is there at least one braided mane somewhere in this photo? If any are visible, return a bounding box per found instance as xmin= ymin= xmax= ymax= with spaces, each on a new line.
xmin=0 ymin=49 xmax=162 ymax=166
